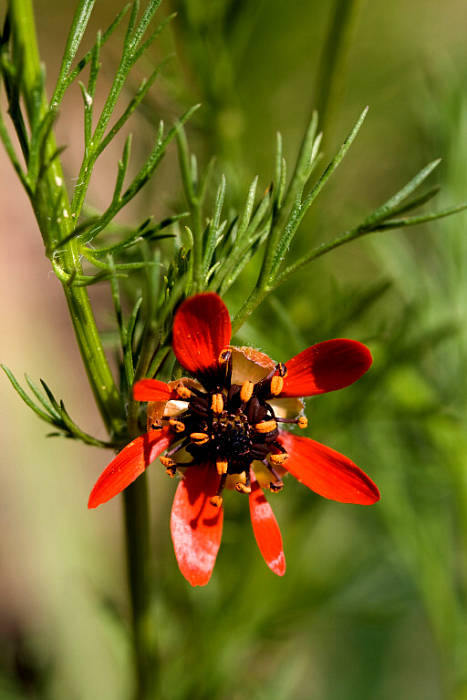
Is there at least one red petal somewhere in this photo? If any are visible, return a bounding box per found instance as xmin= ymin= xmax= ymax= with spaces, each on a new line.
xmin=170 ymin=464 xmax=224 ymax=586
xmin=279 ymin=431 xmax=380 ymax=505
xmin=133 ymin=379 xmax=175 ymax=402
xmin=281 ymin=339 xmax=372 ymax=397
xmin=172 ymin=293 xmax=231 ymax=376
xmin=88 ymin=429 xmax=173 ymax=508
xmin=249 ymin=472 xmax=286 ymax=576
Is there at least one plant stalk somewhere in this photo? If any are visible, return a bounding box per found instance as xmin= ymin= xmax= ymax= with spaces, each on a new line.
xmin=123 ymin=475 xmax=155 ymax=700
xmin=314 ymin=0 xmax=363 ymax=138
xmin=7 ymin=2 xmax=155 ymax=695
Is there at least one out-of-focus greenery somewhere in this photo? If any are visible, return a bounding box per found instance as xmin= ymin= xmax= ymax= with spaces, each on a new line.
xmin=1 ymin=0 xmax=467 ymax=698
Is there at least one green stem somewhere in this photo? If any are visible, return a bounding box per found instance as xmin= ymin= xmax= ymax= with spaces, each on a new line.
xmin=234 ymin=1 xmax=363 ymax=334
xmin=231 ymin=285 xmax=267 ymax=336
xmin=314 ymin=0 xmax=363 ymax=138
xmin=232 ymin=224 xmax=366 ymax=334
xmin=123 ymin=476 xmax=155 ymax=700
xmin=7 ymin=2 xmax=154 ymax=696
xmin=192 ymin=203 xmax=204 ymax=292
xmin=176 ymin=127 xmax=204 ymax=292
xmin=173 ymin=3 xmax=246 ymax=198
xmin=125 ymin=394 xmax=156 ymax=699
xmin=8 ymin=0 xmax=121 ymax=433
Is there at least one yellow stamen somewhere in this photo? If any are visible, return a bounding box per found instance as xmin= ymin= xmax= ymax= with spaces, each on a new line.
xmin=240 ymin=380 xmax=254 ymax=403
xmin=176 ymin=384 xmax=192 ymax=399
xmin=211 ymin=393 xmax=224 ymax=414
xmin=210 ymin=495 xmax=223 ymax=507
xmin=269 ymin=481 xmax=284 ymax=493
xmin=277 ymin=362 xmax=288 ymax=377
xmin=270 ymin=375 xmax=284 ymax=396
xmin=190 ymin=432 xmax=210 ymax=445
xmin=255 ymin=419 xmax=277 ymax=434
xmin=160 ymin=456 xmax=175 ymax=469
xmin=269 ymin=452 xmax=288 ymax=466
xmin=169 ymin=419 xmax=186 ymax=432
xmin=234 ymin=471 xmax=250 ymax=493
xmin=216 ymin=459 xmax=228 ymax=475
xmin=298 ymin=416 xmax=308 ymax=429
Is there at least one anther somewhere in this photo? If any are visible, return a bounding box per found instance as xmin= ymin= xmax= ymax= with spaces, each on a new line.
xmin=240 ymin=380 xmax=254 ymax=403
xmin=160 ymin=456 xmax=176 ymax=476
xmin=160 ymin=456 xmax=175 ymax=468
xmin=276 ymin=362 xmax=288 ymax=377
xmin=176 ymin=384 xmax=192 ymax=400
xmin=212 ymin=472 xmax=227 ymax=506
xmin=216 ymin=459 xmax=228 ymax=475
xmin=267 ymin=462 xmax=284 ymax=492
xmin=234 ymin=471 xmax=252 ymax=494
xmin=169 ymin=419 xmax=186 ymax=432
xmin=270 ymin=375 xmax=284 ymax=396
xmin=211 ymin=393 xmax=224 ymax=414
xmin=190 ymin=432 xmax=210 ymax=445
xmin=297 ymin=416 xmax=308 ymax=429
xmin=269 ymin=452 xmax=289 ymax=466
xmin=255 ymin=419 xmax=277 ymax=434
xmin=235 ymin=481 xmax=252 ymax=494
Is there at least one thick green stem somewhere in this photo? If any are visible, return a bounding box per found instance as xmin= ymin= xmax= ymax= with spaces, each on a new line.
xmin=123 ymin=476 xmax=156 ymax=700
xmin=125 ymin=396 xmax=156 ymax=699
xmin=7 ymin=2 xmax=154 ymax=696
xmin=8 ymin=0 xmax=121 ymax=433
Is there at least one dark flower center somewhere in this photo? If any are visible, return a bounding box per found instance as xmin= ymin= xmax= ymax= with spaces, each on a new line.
xmin=183 ymin=386 xmax=278 ymax=474
xmin=156 ymin=353 xmax=306 ymax=505
xmin=212 ymin=413 xmax=251 ymax=460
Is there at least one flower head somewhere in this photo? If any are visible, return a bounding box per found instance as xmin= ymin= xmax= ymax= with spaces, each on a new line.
xmin=89 ymin=293 xmax=379 ymax=585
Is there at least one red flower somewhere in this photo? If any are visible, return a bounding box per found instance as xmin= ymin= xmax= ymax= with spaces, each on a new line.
xmin=89 ymin=293 xmax=379 ymax=586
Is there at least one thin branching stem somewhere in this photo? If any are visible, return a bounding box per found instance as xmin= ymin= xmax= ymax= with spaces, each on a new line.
xmin=314 ymin=0 xmax=363 ymax=137
xmin=176 ymin=126 xmax=204 ymax=292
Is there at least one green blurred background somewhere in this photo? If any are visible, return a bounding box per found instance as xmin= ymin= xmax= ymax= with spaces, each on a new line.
xmin=2 ymin=0 xmax=467 ymax=698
